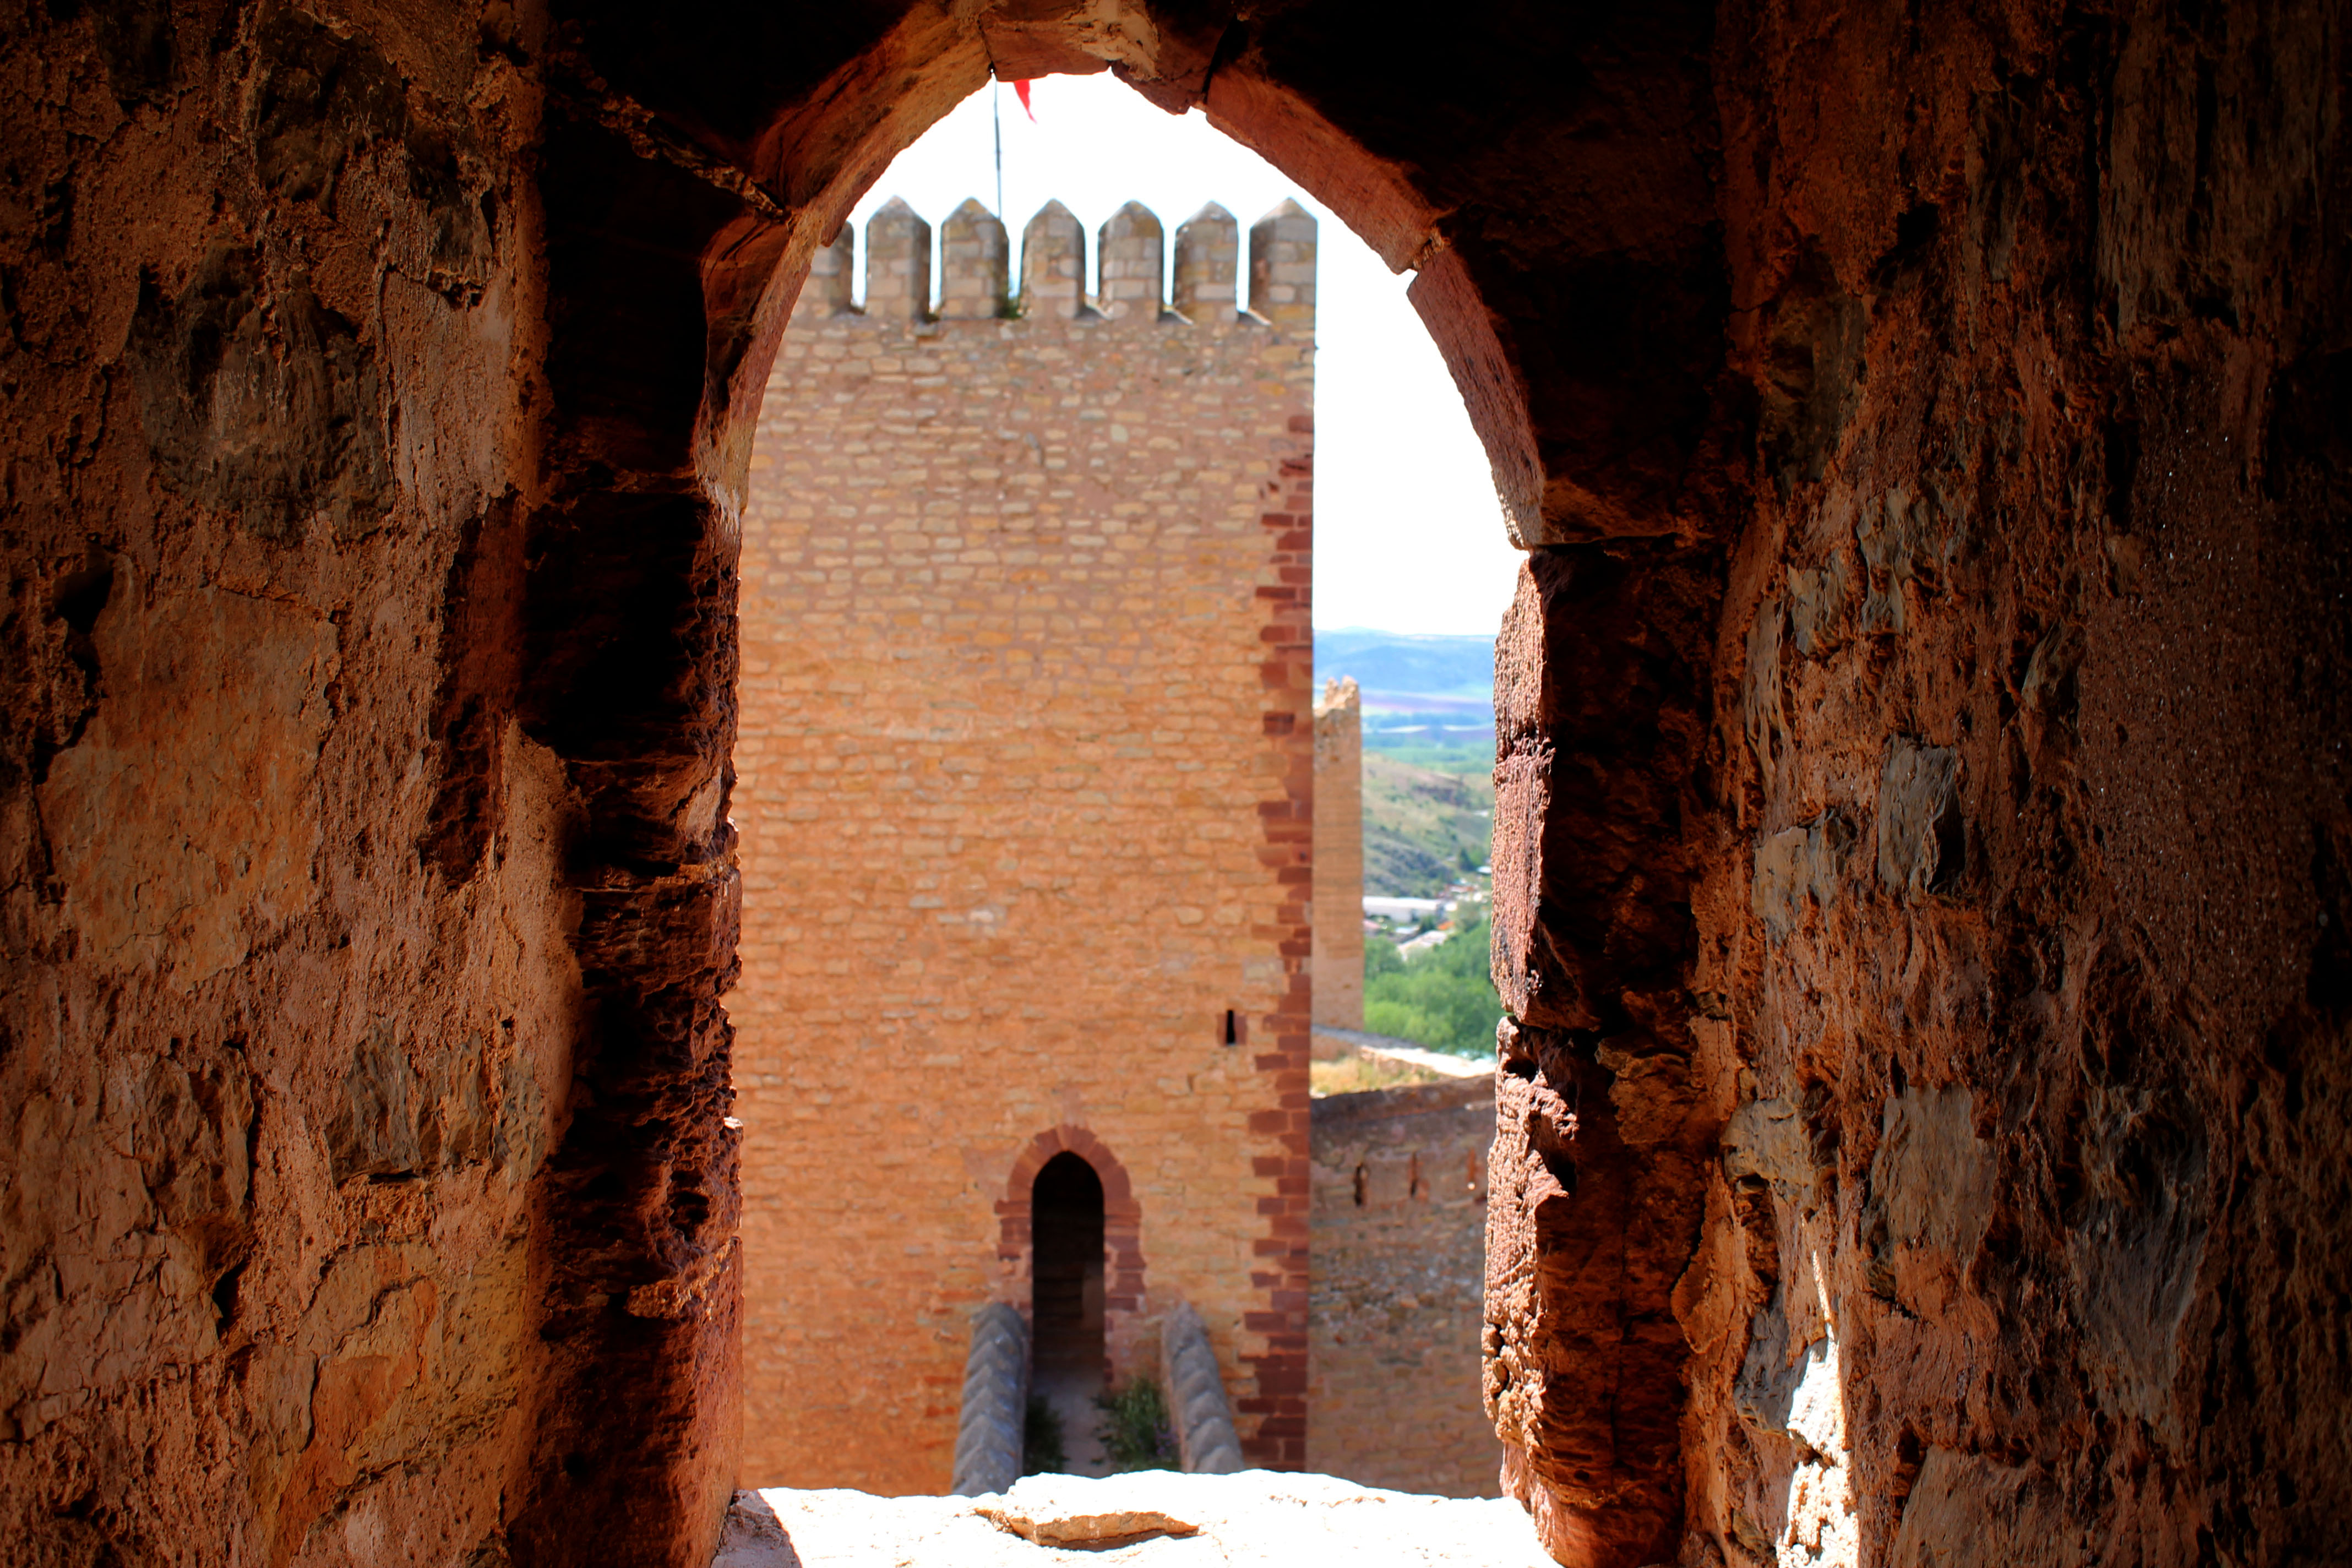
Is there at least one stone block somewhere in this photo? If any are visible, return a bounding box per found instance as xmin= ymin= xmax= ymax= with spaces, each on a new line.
xmin=1248 ymin=200 xmax=1316 ymax=330
xmin=1021 ymin=200 xmax=1087 ymax=319
xmin=1098 ymin=202 xmax=1164 ymax=320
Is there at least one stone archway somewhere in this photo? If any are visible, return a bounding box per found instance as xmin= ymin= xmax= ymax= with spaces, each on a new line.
xmin=394 ymin=12 xmax=2352 ymax=1555
xmin=521 ymin=17 xmax=1727 ymax=1552
xmin=997 ymin=1126 xmax=1147 ymax=1349
xmin=7 ymin=4 xmax=2348 ymax=1568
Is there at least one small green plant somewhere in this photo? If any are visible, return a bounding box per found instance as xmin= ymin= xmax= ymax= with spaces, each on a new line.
xmin=1022 ymin=1395 xmax=1067 ymax=1476
xmin=1093 ymin=1376 xmax=1179 ymax=1472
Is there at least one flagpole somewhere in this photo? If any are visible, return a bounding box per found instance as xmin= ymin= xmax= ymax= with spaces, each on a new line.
xmin=993 ymin=77 xmax=1004 ymax=223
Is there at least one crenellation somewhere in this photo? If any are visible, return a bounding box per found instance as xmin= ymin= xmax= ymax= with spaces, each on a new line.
xmin=1173 ymin=203 xmax=1240 ymax=325
xmin=799 ymin=193 xmax=1317 ymax=350
xmin=865 ymin=196 xmax=933 ymax=319
xmin=797 ymin=224 xmax=856 ymax=319
xmin=1248 ymin=201 xmax=1317 ymax=330
xmin=939 ymin=198 xmax=1009 ymax=319
xmin=1021 ymin=199 xmax=1090 ymax=319
xmin=1096 ymin=201 xmax=1166 ymax=320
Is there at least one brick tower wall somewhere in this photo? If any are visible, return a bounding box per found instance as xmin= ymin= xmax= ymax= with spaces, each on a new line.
xmin=1311 ymin=679 xmax=1364 ymax=1028
xmin=733 ymin=196 xmax=1318 ymax=1491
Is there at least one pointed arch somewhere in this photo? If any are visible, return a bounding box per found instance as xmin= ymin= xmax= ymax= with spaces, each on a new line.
xmin=996 ymin=1125 xmax=1146 ymax=1327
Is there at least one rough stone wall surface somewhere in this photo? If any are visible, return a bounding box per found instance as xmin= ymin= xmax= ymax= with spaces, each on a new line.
xmin=1308 ymin=1080 xmax=1500 ymax=1498
xmin=732 ymin=199 xmax=1316 ymax=1493
xmin=1313 ymin=678 xmax=1365 ymax=1029
xmin=0 ymin=7 xmax=576 ymax=1565
xmin=1483 ymin=4 xmax=2352 ymax=1566
xmin=0 ymin=1 xmax=755 ymax=1562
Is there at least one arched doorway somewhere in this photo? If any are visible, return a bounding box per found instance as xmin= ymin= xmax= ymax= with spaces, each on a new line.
xmin=1030 ymin=1151 xmax=1107 ymax=1379
xmin=1027 ymin=1151 xmax=1110 ymax=1474
xmin=999 ymin=1129 xmax=1144 ymax=1477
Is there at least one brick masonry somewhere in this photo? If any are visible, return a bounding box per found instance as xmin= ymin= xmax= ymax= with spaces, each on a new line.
xmin=1307 ymin=1079 xmax=1502 ymax=1498
xmin=732 ymin=196 xmax=1317 ymax=1491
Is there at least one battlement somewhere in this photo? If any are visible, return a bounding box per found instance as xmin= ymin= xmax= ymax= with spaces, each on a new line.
xmin=938 ymin=198 xmax=1007 ymax=319
xmin=793 ymin=196 xmax=1316 ymax=328
xmin=864 ymin=196 xmax=932 ymax=319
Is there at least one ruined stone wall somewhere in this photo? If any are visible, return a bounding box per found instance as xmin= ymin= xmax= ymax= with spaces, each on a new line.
xmin=1307 ymin=1079 xmax=1500 ymax=1498
xmin=1687 ymin=9 xmax=2350 ymax=1558
xmin=732 ymin=195 xmax=1317 ymax=1491
xmin=1313 ymin=678 xmax=1365 ymax=1029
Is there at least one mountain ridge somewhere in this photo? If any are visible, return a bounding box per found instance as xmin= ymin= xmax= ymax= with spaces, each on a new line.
xmin=1313 ymin=627 xmax=1494 ymax=701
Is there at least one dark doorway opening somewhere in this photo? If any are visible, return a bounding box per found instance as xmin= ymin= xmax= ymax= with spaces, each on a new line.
xmin=1028 ymin=1151 xmax=1110 ymax=1474
xmin=1031 ymin=1151 xmax=1106 ymax=1375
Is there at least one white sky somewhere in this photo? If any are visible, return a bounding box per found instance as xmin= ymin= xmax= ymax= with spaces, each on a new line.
xmin=836 ymin=73 xmax=1523 ymax=637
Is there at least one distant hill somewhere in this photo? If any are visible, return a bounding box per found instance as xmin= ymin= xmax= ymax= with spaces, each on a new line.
xmin=1360 ymin=753 xmax=1493 ymax=899
xmin=1314 ymin=628 xmax=1493 ymax=702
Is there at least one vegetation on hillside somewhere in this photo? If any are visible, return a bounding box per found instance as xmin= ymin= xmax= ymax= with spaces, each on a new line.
xmin=1362 ymin=752 xmax=1494 ymax=899
xmin=1360 ymin=733 xmax=1495 ymax=773
xmin=1364 ymin=917 xmax=1504 ymax=1058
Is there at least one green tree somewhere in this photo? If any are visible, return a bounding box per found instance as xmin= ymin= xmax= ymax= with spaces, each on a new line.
xmin=1364 ymin=917 xmax=1503 ymax=1058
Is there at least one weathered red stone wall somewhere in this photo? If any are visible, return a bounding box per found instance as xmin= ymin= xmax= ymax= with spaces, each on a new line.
xmin=0 ymin=5 xmax=554 ymax=1562
xmin=1681 ymin=7 xmax=2351 ymax=1563
xmin=0 ymin=3 xmax=747 ymax=1563
xmin=730 ymin=198 xmax=1316 ymax=1490
xmin=1481 ymin=4 xmax=2352 ymax=1565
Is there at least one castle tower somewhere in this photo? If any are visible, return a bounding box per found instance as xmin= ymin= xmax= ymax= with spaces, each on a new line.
xmin=1312 ymin=678 xmax=1364 ymax=1030
xmin=741 ymin=197 xmax=1319 ymax=1490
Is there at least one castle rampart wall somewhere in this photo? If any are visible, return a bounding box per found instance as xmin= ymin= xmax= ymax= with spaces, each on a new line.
xmin=1307 ymin=1079 xmax=1500 ymax=1498
xmin=733 ymin=196 xmax=1316 ymax=1491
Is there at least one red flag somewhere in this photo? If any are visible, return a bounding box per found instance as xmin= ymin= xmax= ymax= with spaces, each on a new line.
xmin=1012 ymin=79 xmax=1035 ymax=121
